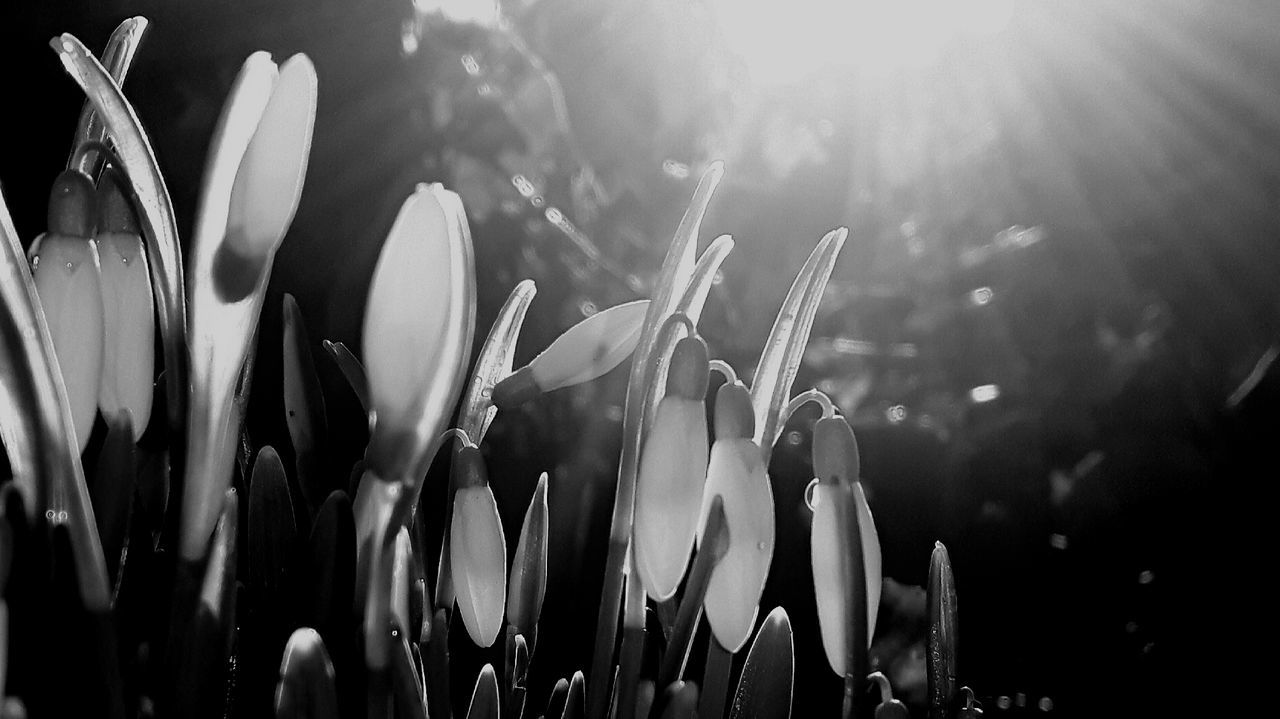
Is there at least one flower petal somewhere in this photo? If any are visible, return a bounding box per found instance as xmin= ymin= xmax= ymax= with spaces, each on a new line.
xmin=29 ymin=234 xmax=103 ymax=453
xmin=451 ymin=485 xmax=507 ymax=648
xmin=634 ymin=397 xmax=708 ymax=600
xmin=96 ymin=221 xmax=154 ymax=440
xmin=698 ymin=437 xmax=774 ymax=652
xmin=224 ymin=54 xmax=316 ymax=268
xmin=531 ymin=299 xmax=650 ymax=392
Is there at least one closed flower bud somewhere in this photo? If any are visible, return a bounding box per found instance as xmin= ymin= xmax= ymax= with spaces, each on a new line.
xmin=215 ymin=54 xmax=315 ymax=302
xmin=363 ymin=185 xmax=475 ymax=480
xmin=95 ymin=167 xmax=153 ymax=439
xmin=810 ymin=415 xmax=881 ymax=676
xmin=491 ymin=299 xmax=649 ymax=408
xmin=696 ymin=381 xmax=774 ymax=652
xmin=30 ymin=169 xmax=103 ymax=452
xmin=634 ymin=336 xmax=709 ymax=600
xmin=449 ymin=446 xmax=506 ymax=648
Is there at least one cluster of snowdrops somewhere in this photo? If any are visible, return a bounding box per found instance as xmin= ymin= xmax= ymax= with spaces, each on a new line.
xmin=0 ymin=17 xmax=975 ymax=719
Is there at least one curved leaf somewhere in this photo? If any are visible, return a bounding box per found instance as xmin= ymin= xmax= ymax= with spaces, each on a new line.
xmin=506 ymin=472 xmax=548 ymax=637
xmin=283 ymin=293 xmax=329 ymax=507
xmin=321 ymin=339 xmax=369 ymax=412
xmin=927 ymin=542 xmax=958 ymax=719
xmin=68 ymin=17 xmax=149 ymax=177
xmin=465 ymin=664 xmax=499 ymax=719
xmin=459 ymin=279 xmax=536 ymax=444
xmin=304 ymin=491 xmax=355 ymax=637
xmin=749 ymin=227 xmax=846 ymax=460
xmin=248 ymin=446 xmax=295 ymax=602
xmin=562 ymin=670 xmax=585 ymax=719
xmin=729 ymin=607 xmax=793 ymax=719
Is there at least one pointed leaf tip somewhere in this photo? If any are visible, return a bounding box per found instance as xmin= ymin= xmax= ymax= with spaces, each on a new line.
xmin=276 ymin=628 xmax=338 ymax=719
xmin=466 ymin=664 xmax=500 ymax=719
xmin=508 ymin=472 xmax=549 ymax=634
xmin=750 ymin=227 xmax=846 ymax=457
xmin=730 ymin=607 xmax=793 ymax=719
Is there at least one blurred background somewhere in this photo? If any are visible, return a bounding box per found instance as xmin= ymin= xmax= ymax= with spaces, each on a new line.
xmin=3 ymin=0 xmax=1276 ymax=716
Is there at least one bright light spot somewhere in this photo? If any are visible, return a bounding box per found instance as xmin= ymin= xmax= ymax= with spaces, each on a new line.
xmin=886 ymin=404 xmax=907 ymax=423
xmin=662 ymin=159 xmax=690 ymax=179
xmin=708 ymin=0 xmax=1014 ymax=84
xmin=1049 ymin=533 xmax=1068 ymax=550
xmin=969 ymin=384 xmax=1000 ymax=403
xmin=415 ymin=0 xmax=498 ymax=26
xmin=1138 ymin=569 xmax=1154 ymax=585
xmin=512 ymin=175 xmax=536 ymax=198
xmin=969 ymin=286 xmax=994 ymax=306
xmin=579 ymin=300 xmax=598 ymax=317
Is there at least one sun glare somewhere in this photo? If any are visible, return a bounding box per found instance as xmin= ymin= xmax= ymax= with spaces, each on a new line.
xmin=708 ymin=0 xmax=1015 ymax=84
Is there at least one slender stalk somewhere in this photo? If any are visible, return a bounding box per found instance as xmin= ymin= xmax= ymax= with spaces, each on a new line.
xmin=619 ymin=561 xmax=651 ymax=699
xmin=614 ymin=624 xmax=645 ymax=719
xmin=698 ymin=639 xmax=732 ymax=719
xmin=424 ymin=609 xmax=452 ymax=719
xmin=707 ymin=360 xmax=738 ymax=386
xmin=655 ymin=497 xmax=728 ymax=693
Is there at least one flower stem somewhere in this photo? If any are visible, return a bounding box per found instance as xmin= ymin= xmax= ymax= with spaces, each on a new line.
xmin=698 ymin=638 xmax=732 ymax=719
xmin=708 ymin=359 xmax=738 ymax=386
xmin=655 ymin=497 xmax=728 ymax=695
